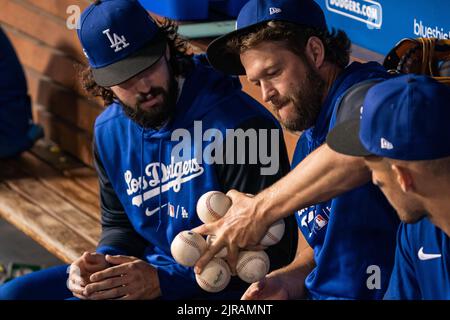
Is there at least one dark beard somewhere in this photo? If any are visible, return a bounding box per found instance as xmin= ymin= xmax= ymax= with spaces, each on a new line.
xmin=121 ymin=76 xmax=178 ymax=129
xmin=272 ymin=62 xmax=326 ymax=132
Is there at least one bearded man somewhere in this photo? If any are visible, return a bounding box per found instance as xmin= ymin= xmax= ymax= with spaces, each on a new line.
xmin=0 ymin=0 xmax=297 ymax=300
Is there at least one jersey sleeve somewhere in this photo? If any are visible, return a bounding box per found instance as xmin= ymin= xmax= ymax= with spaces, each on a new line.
xmin=93 ymin=140 xmax=149 ymax=258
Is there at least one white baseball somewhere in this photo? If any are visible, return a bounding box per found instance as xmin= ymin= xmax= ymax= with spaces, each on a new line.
xmin=236 ymin=250 xmax=270 ymax=284
xmin=196 ymin=191 xmax=232 ymax=224
xmin=260 ymin=219 xmax=285 ymax=246
xmin=195 ymin=258 xmax=231 ymax=293
xmin=171 ymin=231 xmax=207 ymax=267
xmin=206 ymin=234 xmax=228 ymax=258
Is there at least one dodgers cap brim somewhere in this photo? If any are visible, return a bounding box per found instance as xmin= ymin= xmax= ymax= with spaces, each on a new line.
xmin=206 ymin=23 xmax=264 ymax=76
xmin=326 ymin=119 xmax=372 ymax=157
xmin=92 ymin=31 xmax=167 ymax=87
xmin=326 ymin=79 xmax=384 ymax=157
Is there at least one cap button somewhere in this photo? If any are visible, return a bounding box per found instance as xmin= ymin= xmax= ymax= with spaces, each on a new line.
xmin=94 ymin=0 xmax=102 ymax=5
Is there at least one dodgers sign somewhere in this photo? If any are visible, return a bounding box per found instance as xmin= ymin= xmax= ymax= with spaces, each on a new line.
xmin=316 ymin=0 xmax=450 ymax=55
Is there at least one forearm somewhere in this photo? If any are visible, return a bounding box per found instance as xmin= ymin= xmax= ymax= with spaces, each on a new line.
xmin=97 ymin=228 xmax=147 ymax=257
xmin=255 ymin=143 xmax=371 ymax=224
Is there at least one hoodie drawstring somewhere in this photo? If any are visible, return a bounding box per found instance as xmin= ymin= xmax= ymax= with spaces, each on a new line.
xmin=140 ymin=127 xmax=145 ymax=215
xmin=142 ymin=127 xmax=164 ymax=232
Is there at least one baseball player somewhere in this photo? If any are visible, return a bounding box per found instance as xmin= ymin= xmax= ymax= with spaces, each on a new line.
xmin=195 ymin=0 xmax=400 ymax=299
xmin=327 ymin=75 xmax=450 ymax=299
xmin=0 ymin=0 xmax=297 ymax=300
xmin=0 ymin=27 xmax=42 ymax=158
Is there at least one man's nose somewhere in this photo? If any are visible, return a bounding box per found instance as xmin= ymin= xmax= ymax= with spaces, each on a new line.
xmin=136 ymin=75 xmax=153 ymax=93
xmin=261 ymin=82 xmax=276 ymax=103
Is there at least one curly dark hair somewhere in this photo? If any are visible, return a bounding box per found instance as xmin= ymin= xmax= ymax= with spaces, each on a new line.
xmin=227 ymin=21 xmax=351 ymax=69
xmin=79 ymin=18 xmax=194 ymax=106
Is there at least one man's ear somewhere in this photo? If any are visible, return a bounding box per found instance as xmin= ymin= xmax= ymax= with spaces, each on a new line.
xmin=305 ymin=36 xmax=325 ymax=69
xmin=391 ymin=164 xmax=415 ymax=193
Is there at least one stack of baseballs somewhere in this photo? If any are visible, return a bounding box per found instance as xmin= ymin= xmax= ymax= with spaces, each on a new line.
xmin=170 ymin=190 xmax=285 ymax=293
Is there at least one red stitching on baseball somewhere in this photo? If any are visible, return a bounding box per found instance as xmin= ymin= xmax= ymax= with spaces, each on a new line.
xmin=237 ymin=255 xmax=268 ymax=274
xmin=197 ymin=275 xmax=227 ymax=292
xmin=179 ymin=233 xmax=203 ymax=253
xmin=197 ymin=259 xmax=229 ymax=292
xmin=206 ymin=192 xmax=224 ymax=221
xmin=265 ymin=231 xmax=279 ymax=243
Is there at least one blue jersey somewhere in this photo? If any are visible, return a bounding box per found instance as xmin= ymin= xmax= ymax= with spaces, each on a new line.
xmin=384 ymin=218 xmax=450 ymax=300
xmin=293 ymin=62 xmax=400 ymax=299
xmin=94 ymin=55 xmax=297 ymax=299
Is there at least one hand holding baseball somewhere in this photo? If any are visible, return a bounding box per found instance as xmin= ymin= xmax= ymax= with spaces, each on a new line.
xmin=192 ymin=190 xmax=275 ymax=274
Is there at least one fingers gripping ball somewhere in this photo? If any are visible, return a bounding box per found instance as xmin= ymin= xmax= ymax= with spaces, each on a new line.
xmin=195 ymin=258 xmax=231 ymax=293
xmin=196 ymin=191 xmax=232 ymax=224
xmin=171 ymin=231 xmax=207 ymax=267
xmin=237 ymin=251 xmax=270 ymax=284
xmin=206 ymin=234 xmax=228 ymax=258
xmin=260 ymin=219 xmax=285 ymax=246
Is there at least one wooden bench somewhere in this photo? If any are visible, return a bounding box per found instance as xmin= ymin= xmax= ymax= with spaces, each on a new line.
xmin=0 ymin=140 xmax=100 ymax=263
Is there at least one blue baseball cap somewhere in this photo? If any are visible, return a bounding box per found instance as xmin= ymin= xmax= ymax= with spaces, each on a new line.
xmin=207 ymin=0 xmax=327 ymax=75
xmin=77 ymin=0 xmax=167 ymax=87
xmin=327 ymin=75 xmax=450 ymax=161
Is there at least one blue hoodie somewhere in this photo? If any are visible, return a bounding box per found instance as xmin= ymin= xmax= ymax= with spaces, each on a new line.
xmin=292 ymin=62 xmax=400 ymax=299
xmin=94 ymin=55 xmax=297 ymax=299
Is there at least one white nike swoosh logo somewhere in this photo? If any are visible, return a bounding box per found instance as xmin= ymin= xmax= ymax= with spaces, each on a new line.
xmin=145 ymin=204 xmax=167 ymax=217
xmin=418 ymin=246 xmax=442 ymax=261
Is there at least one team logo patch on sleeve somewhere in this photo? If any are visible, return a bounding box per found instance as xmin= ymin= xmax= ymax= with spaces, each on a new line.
xmin=314 ymin=214 xmax=328 ymax=231
xmin=298 ymin=205 xmax=330 ymax=237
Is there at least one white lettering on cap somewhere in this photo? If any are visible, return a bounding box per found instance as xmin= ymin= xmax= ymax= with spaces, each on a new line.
xmin=380 ymin=138 xmax=394 ymax=150
xmin=103 ymin=28 xmax=130 ymax=52
xmin=269 ymin=7 xmax=282 ymax=15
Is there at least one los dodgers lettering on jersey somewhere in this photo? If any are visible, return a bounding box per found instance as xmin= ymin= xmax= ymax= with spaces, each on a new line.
xmin=94 ymin=55 xmax=295 ymax=299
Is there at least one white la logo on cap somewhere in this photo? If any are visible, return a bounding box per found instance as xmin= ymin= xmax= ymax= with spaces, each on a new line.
xmin=380 ymin=138 xmax=393 ymax=150
xmin=269 ymin=7 xmax=282 ymax=15
xmin=103 ymin=28 xmax=130 ymax=52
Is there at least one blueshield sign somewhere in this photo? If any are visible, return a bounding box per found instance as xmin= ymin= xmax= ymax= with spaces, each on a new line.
xmin=316 ymin=0 xmax=450 ymax=55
